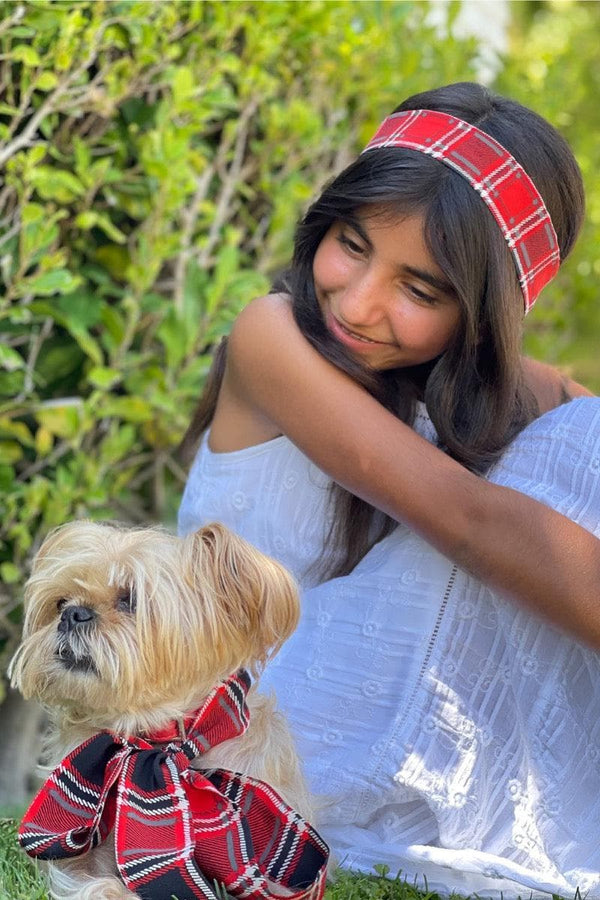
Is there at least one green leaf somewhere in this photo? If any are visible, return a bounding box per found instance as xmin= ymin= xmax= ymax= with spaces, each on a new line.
xmin=73 ymin=136 xmax=91 ymax=175
xmin=75 ymin=211 xmax=99 ymax=230
xmin=75 ymin=211 xmax=127 ymax=243
xmin=0 ymin=346 xmax=25 ymax=372
xmin=95 ymin=245 xmax=130 ymax=281
xmin=0 ymin=465 xmax=15 ymax=492
xmin=21 ymin=202 xmax=46 ymax=225
xmin=36 ymin=402 xmax=83 ymax=439
xmin=11 ymin=44 xmax=41 ymax=66
xmin=0 ymin=441 xmax=23 ymax=465
xmin=0 ymin=562 xmax=20 ymax=585
xmin=99 ymin=423 xmax=137 ymax=463
xmin=68 ymin=325 xmax=103 ymax=366
xmin=0 ymin=370 xmax=25 ymax=399
xmin=34 ymin=337 xmax=85 ymax=390
xmin=99 ymin=396 xmax=153 ymax=423
xmin=0 ymin=418 xmax=33 ymax=447
xmin=204 ymin=243 xmax=239 ymax=315
xmin=172 ymin=66 xmax=195 ymax=105
xmin=30 ymin=167 xmax=86 ymax=202
xmin=157 ymin=308 xmax=189 ymax=369
xmin=35 ymin=426 xmax=53 ymax=456
xmin=29 ymin=299 xmax=102 ymax=366
xmin=87 ymin=366 xmax=121 ymax=389
xmin=55 ymin=291 xmax=104 ymax=330
xmin=35 ymin=71 xmax=59 ymax=91
xmin=100 ymin=304 xmax=126 ymax=348
xmin=9 ymin=26 xmax=37 ymax=39
xmin=21 ymin=207 xmax=66 ymax=260
xmin=124 ymin=364 xmax=166 ymax=396
xmin=23 ymin=269 xmax=82 ymax=296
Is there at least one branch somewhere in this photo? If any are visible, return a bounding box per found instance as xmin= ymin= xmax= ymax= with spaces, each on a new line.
xmin=173 ymin=163 xmax=215 ymax=314
xmin=14 ymin=315 xmax=53 ymax=402
xmin=5 ymin=73 xmax=39 ymax=143
xmin=0 ymin=16 xmax=126 ymax=167
xmin=17 ymin=438 xmax=70 ymax=482
xmin=0 ymin=4 xmax=24 ymax=40
xmin=197 ymin=99 xmax=258 ymax=269
xmin=0 ymin=217 xmax=19 ymax=253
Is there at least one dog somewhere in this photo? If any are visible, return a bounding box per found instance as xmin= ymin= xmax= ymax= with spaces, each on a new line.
xmin=9 ymin=521 xmax=328 ymax=900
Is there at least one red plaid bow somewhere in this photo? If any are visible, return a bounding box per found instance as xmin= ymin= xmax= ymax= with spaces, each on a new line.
xmin=364 ymin=109 xmax=560 ymax=312
xmin=18 ymin=670 xmax=328 ymax=900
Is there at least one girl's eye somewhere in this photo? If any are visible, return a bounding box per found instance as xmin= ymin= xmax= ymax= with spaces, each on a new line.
xmin=406 ymin=284 xmax=438 ymax=305
xmin=337 ymin=233 xmax=365 ymax=255
xmin=116 ymin=588 xmax=136 ymax=614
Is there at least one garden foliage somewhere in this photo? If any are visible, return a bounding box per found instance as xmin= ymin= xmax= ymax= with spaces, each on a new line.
xmin=498 ymin=0 xmax=600 ymax=376
xmin=0 ymin=0 xmax=480 ymax=679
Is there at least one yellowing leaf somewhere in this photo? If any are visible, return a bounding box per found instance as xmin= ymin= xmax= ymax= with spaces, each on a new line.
xmin=35 ymin=426 xmax=54 ymax=456
xmin=11 ymin=44 xmax=41 ymax=66
xmin=36 ymin=404 xmax=82 ymax=439
xmin=0 ymin=418 xmax=33 ymax=446
xmin=0 ymin=441 xmax=23 ymax=465
xmin=36 ymin=71 xmax=59 ymax=91
xmin=99 ymin=396 xmax=153 ymax=423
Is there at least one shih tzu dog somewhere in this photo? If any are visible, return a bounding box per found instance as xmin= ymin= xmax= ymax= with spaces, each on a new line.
xmin=9 ymin=521 xmax=328 ymax=900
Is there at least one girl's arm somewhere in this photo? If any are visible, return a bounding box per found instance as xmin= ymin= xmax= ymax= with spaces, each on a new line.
xmin=212 ymin=294 xmax=600 ymax=649
xmin=521 ymin=355 xmax=593 ymax=411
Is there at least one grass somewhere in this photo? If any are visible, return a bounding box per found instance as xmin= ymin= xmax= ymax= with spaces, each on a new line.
xmin=0 ymin=816 xmax=577 ymax=900
xmin=0 ymin=815 xmax=456 ymax=900
xmin=0 ymin=818 xmax=48 ymax=900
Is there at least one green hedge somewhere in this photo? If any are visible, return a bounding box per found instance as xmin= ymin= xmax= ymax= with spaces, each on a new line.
xmin=498 ymin=0 xmax=600 ymax=374
xmin=1 ymin=0 xmax=599 ymax=684
xmin=0 ymin=0 xmax=480 ymax=678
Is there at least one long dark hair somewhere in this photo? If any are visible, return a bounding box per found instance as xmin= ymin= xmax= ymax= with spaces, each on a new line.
xmin=181 ymin=82 xmax=585 ymax=578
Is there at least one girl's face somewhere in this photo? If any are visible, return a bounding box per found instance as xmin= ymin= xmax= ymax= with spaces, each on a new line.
xmin=313 ymin=209 xmax=461 ymax=371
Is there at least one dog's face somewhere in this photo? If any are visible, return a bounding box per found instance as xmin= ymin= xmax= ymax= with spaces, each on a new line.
xmin=9 ymin=522 xmax=299 ymax=732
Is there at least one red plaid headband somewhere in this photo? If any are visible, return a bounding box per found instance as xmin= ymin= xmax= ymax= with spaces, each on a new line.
xmin=18 ymin=670 xmax=328 ymax=900
xmin=363 ymin=109 xmax=560 ymax=312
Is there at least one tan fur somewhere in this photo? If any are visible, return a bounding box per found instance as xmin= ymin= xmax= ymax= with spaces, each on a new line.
xmin=9 ymin=521 xmax=315 ymax=900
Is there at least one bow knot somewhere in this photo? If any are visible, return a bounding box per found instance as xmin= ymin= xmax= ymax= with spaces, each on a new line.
xmin=19 ymin=671 xmax=328 ymax=900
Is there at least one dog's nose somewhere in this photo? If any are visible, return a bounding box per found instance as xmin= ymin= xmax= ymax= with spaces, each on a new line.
xmin=58 ymin=605 xmax=96 ymax=634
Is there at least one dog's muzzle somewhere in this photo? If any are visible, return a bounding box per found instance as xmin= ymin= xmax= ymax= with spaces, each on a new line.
xmin=58 ymin=605 xmax=97 ymax=634
xmin=56 ymin=605 xmax=98 ymax=674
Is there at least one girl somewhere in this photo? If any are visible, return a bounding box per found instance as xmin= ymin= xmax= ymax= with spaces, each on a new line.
xmin=178 ymin=83 xmax=600 ymax=898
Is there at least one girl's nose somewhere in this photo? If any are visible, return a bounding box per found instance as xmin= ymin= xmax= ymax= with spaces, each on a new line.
xmin=338 ymin=273 xmax=384 ymax=327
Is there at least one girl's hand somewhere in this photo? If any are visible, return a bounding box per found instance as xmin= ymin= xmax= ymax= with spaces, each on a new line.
xmin=522 ymin=355 xmax=594 ymax=413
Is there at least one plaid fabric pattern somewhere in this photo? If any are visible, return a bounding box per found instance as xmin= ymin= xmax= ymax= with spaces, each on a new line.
xmin=18 ymin=670 xmax=328 ymax=900
xmin=363 ymin=109 xmax=560 ymax=312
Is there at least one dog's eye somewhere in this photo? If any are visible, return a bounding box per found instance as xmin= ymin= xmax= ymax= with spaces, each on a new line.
xmin=56 ymin=598 xmax=68 ymax=612
xmin=116 ymin=588 xmax=136 ymax=614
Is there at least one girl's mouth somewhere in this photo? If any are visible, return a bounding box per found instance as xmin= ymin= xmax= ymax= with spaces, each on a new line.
xmin=326 ymin=312 xmax=390 ymax=351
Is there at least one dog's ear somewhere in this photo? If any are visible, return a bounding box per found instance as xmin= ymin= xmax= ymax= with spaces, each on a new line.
xmin=181 ymin=523 xmax=299 ymax=671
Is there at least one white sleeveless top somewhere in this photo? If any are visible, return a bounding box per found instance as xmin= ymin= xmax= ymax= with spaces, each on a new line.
xmin=178 ymin=399 xmax=600 ymax=900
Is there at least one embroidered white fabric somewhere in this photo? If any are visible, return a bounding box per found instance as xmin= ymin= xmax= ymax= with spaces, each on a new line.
xmin=178 ymin=398 xmax=600 ymax=899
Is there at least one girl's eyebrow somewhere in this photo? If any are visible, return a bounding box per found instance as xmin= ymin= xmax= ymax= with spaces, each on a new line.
xmin=342 ymin=216 xmax=456 ymax=298
xmin=340 ymin=216 xmax=373 ymax=248
xmin=402 ymin=265 xmax=456 ymax=297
